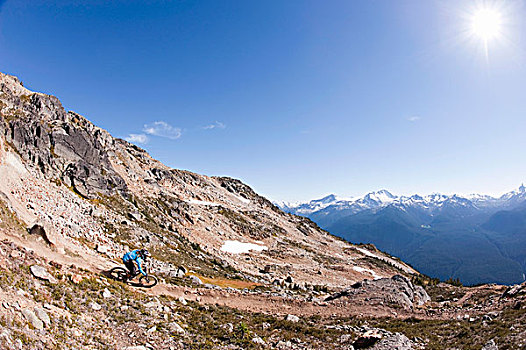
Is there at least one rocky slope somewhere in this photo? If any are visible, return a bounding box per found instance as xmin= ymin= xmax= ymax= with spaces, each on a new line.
xmin=0 ymin=72 xmax=419 ymax=289
xmin=1 ymin=72 xmax=525 ymax=349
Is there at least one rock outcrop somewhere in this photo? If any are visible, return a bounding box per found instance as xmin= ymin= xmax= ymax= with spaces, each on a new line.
xmin=352 ymin=327 xmax=415 ymax=350
xmin=1 ymin=73 xmax=127 ymax=198
xmin=501 ymin=281 xmax=526 ymax=299
xmin=326 ymin=275 xmax=430 ymax=309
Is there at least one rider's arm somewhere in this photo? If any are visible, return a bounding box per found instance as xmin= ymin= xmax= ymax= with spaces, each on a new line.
xmin=136 ymin=257 xmax=147 ymax=276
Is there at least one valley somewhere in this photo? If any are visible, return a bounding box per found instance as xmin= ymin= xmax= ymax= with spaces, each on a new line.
xmin=279 ymin=188 xmax=526 ymax=285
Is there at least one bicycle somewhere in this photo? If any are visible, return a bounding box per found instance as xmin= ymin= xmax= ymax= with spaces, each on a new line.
xmin=108 ymin=266 xmax=158 ymax=288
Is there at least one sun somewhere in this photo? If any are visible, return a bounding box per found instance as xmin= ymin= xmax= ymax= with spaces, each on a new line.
xmin=470 ymin=8 xmax=502 ymax=42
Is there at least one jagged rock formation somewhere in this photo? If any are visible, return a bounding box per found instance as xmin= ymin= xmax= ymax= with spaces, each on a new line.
xmin=0 ymin=75 xmax=127 ymax=198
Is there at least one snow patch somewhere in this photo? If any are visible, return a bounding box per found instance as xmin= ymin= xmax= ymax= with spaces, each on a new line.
xmin=235 ymin=196 xmax=251 ymax=205
xmin=352 ymin=266 xmax=381 ymax=280
xmin=187 ymin=199 xmax=220 ymax=206
xmin=355 ymin=247 xmax=376 ymax=258
xmin=355 ymin=247 xmax=413 ymax=274
xmin=221 ymin=240 xmax=268 ymax=254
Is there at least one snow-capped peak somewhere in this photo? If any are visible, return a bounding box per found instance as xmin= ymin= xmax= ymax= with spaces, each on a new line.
xmin=277 ymin=184 xmax=526 ymax=218
xmin=363 ymin=189 xmax=396 ymax=204
xmin=314 ymin=194 xmax=338 ymax=204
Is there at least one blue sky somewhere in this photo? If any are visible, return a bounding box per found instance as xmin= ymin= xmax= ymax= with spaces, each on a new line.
xmin=1 ymin=0 xmax=526 ymax=202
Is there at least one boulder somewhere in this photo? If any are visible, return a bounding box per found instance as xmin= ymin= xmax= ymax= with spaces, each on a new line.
xmin=170 ymin=322 xmax=185 ymax=334
xmin=96 ymin=245 xmax=109 ymax=254
xmin=168 ymin=266 xmax=186 ymax=279
xmin=129 ymin=212 xmax=142 ymax=221
xmin=30 ymin=265 xmax=58 ymax=284
xmin=370 ymin=332 xmax=414 ymax=350
xmin=0 ymin=330 xmax=13 ymax=347
xmin=252 ymin=336 xmax=265 ymax=345
xmin=353 ymin=330 xmax=382 ymax=349
xmin=21 ymin=309 xmax=43 ymax=330
xmin=482 ymin=339 xmax=498 ymax=350
xmin=10 ymin=250 xmax=22 ymax=258
xmin=70 ymin=274 xmax=84 ymax=284
xmin=102 ymin=288 xmax=112 ymax=298
xmin=34 ymin=307 xmax=51 ymax=327
xmin=352 ymin=328 xmax=415 ymax=350
xmin=28 ymin=224 xmax=54 ymax=247
xmin=144 ymin=301 xmax=160 ymax=309
xmin=190 ymin=275 xmax=203 ymax=285
xmin=275 ymin=340 xmax=293 ymax=348
xmin=90 ymin=302 xmax=102 ymax=311
xmin=285 ymin=314 xmax=300 ymax=323
xmin=221 ymin=323 xmax=234 ymax=333
xmin=272 ymin=279 xmax=284 ymax=286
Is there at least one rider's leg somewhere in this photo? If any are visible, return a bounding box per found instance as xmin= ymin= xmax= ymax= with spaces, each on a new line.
xmin=124 ymin=260 xmax=137 ymax=280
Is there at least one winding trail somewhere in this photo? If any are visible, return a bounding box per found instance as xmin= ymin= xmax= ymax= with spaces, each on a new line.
xmin=0 ymin=225 xmax=427 ymax=319
xmin=0 ymin=225 xmax=501 ymax=322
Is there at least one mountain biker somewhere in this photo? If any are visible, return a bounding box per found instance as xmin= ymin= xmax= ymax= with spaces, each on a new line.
xmin=122 ymin=249 xmax=150 ymax=280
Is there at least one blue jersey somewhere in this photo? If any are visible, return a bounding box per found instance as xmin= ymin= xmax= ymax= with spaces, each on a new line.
xmin=123 ymin=250 xmax=146 ymax=276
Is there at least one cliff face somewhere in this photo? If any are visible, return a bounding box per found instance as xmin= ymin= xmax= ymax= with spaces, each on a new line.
xmin=0 ymin=72 xmax=416 ymax=288
xmin=0 ymin=74 xmax=127 ymax=199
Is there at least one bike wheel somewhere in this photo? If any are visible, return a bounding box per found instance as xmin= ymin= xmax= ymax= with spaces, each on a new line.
xmin=109 ymin=267 xmax=128 ymax=282
xmin=138 ymin=274 xmax=158 ymax=288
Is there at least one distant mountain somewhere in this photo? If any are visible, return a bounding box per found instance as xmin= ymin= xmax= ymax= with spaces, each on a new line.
xmin=277 ymin=186 xmax=526 ymax=285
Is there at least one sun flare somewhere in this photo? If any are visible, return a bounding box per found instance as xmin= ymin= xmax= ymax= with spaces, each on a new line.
xmin=471 ymin=8 xmax=502 ymax=42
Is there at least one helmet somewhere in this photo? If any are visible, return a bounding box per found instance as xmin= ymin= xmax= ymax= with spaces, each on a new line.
xmin=140 ymin=249 xmax=150 ymax=258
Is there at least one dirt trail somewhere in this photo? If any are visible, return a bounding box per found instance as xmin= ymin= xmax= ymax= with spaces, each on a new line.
xmin=150 ymin=282 xmax=409 ymax=318
xmin=0 ymin=228 xmax=114 ymax=275
xmin=0 ymin=226 xmax=453 ymax=321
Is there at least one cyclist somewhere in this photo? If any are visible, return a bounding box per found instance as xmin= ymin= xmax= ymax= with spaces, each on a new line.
xmin=122 ymin=248 xmax=150 ymax=280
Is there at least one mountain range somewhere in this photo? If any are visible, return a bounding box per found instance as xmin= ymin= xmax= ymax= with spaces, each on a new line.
xmin=278 ymin=186 xmax=526 ymax=285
